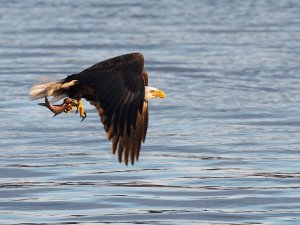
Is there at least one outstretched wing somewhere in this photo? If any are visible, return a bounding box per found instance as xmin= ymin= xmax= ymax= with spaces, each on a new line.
xmin=65 ymin=52 xmax=148 ymax=165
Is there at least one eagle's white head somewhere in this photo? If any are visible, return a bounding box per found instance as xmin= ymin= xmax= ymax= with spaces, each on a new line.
xmin=145 ymin=86 xmax=166 ymax=100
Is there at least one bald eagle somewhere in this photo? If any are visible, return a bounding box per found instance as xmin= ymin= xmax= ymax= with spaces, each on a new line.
xmin=30 ymin=53 xmax=165 ymax=165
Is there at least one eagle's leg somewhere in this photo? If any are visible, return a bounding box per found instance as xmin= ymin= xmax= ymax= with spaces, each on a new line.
xmin=76 ymin=98 xmax=87 ymax=121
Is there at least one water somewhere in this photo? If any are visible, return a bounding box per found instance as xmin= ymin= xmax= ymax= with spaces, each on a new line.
xmin=1 ymin=0 xmax=300 ymax=224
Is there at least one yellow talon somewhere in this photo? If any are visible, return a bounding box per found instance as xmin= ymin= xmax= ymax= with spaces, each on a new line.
xmin=64 ymin=99 xmax=77 ymax=113
xmin=65 ymin=105 xmax=73 ymax=113
xmin=64 ymin=98 xmax=72 ymax=104
xmin=76 ymin=99 xmax=86 ymax=121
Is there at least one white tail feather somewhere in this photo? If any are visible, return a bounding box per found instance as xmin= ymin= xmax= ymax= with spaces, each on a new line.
xmin=29 ymin=80 xmax=78 ymax=101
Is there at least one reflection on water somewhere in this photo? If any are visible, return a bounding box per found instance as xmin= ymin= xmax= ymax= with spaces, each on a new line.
xmin=1 ymin=0 xmax=300 ymax=224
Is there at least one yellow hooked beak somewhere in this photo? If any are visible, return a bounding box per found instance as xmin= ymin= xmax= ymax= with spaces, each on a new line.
xmin=153 ymin=89 xmax=166 ymax=98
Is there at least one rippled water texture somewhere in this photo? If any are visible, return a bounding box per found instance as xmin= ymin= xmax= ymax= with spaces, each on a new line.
xmin=1 ymin=0 xmax=300 ymax=224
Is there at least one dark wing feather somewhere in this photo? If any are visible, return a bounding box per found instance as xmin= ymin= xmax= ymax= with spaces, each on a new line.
xmin=64 ymin=52 xmax=148 ymax=165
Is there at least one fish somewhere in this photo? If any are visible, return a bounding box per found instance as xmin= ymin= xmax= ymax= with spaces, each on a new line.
xmin=38 ymin=96 xmax=76 ymax=117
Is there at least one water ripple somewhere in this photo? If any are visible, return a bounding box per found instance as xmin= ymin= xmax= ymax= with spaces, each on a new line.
xmin=1 ymin=0 xmax=300 ymax=224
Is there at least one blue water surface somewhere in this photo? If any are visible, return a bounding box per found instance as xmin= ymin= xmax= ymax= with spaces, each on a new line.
xmin=0 ymin=0 xmax=300 ymax=224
